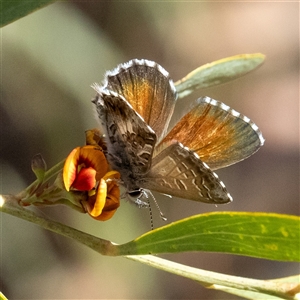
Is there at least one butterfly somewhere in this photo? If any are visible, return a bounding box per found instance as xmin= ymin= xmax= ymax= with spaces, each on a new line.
xmin=92 ymin=59 xmax=264 ymax=206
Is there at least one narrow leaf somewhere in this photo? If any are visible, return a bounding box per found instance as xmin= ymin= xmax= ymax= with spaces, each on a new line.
xmin=31 ymin=153 xmax=47 ymax=181
xmin=116 ymin=212 xmax=300 ymax=261
xmin=127 ymin=255 xmax=299 ymax=300
xmin=1 ymin=0 xmax=57 ymax=28
xmin=211 ymin=285 xmax=290 ymax=300
xmin=212 ymin=275 xmax=300 ymax=299
xmin=175 ymin=53 xmax=265 ymax=99
xmin=0 ymin=292 xmax=8 ymax=300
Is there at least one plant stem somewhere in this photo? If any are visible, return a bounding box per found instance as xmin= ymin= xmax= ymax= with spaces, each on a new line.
xmin=0 ymin=194 xmax=117 ymax=255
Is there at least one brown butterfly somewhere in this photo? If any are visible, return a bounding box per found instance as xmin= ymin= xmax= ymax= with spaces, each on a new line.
xmin=92 ymin=59 xmax=264 ymax=206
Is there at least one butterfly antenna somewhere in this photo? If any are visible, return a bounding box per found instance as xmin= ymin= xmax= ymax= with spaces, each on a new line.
xmin=146 ymin=197 xmax=154 ymax=231
xmin=146 ymin=189 xmax=167 ymax=222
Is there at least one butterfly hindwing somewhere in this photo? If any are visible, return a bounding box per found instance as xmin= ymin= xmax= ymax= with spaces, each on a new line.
xmin=141 ymin=142 xmax=232 ymax=204
xmin=162 ymin=97 xmax=264 ymax=170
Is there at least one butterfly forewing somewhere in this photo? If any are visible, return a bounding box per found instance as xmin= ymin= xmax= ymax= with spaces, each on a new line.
xmin=92 ymin=86 xmax=157 ymax=192
xmin=142 ymin=142 xmax=232 ymax=204
xmin=163 ymin=97 xmax=264 ymax=170
xmin=103 ymin=59 xmax=177 ymax=142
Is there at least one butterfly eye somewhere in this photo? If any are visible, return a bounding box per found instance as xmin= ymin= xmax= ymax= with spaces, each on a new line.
xmin=125 ymin=189 xmax=151 ymax=209
xmin=128 ymin=189 xmax=143 ymax=198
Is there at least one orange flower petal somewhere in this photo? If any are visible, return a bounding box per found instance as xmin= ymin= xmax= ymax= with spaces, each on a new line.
xmin=107 ymin=185 xmax=120 ymax=202
xmin=103 ymin=170 xmax=121 ymax=181
xmin=72 ymin=167 xmax=96 ymax=191
xmin=85 ymin=128 xmax=107 ymax=150
xmin=63 ymin=145 xmax=109 ymax=191
xmin=91 ymin=192 xmax=120 ymax=221
xmin=94 ymin=209 xmax=118 ymax=221
xmin=84 ymin=170 xmax=121 ymax=221
xmin=95 ymin=171 xmax=120 ymax=221
xmin=78 ymin=146 xmax=108 ymax=181
xmin=103 ymin=170 xmax=120 ymax=204
xmin=89 ymin=178 xmax=107 ymax=218
xmin=63 ymin=147 xmax=80 ymax=191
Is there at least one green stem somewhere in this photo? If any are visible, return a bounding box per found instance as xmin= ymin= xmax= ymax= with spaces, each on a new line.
xmin=0 ymin=194 xmax=117 ymax=255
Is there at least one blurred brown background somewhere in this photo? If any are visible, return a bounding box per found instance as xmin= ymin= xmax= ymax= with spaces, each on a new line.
xmin=1 ymin=2 xmax=299 ymax=299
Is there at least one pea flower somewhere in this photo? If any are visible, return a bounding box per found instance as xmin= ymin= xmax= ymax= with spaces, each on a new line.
xmin=63 ymin=144 xmax=120 ymax=221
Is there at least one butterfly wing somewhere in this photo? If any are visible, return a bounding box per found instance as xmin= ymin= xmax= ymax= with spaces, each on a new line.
xmin=103 ymin=59 xmax=177 ymax=142
xmin=163 ymin=97 xmax=265 ymax=170
xmin=92 ymin=86 xmax=157 ymax=192
xmin=142 ymin=142 xmax=232 ymax=204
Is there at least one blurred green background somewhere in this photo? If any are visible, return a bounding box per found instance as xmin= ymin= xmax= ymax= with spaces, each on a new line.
xmin=1 ymin=2 xmax=299 ymax=299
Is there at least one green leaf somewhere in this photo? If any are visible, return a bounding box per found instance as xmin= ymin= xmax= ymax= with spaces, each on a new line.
xmin=126 ymin=255 xmax=300 ymax=300
xmin=175 ymin=53 xmax=265 ymax=99
xmin=210 ymin=286 xmax=291 ymax=300
xmin=1 ymin=0 xmax=57 ymax=28
xmin=31 ymin=153 xmax=47 ymax=182
xmin=211 ymin=275 xmax=300 ymax=299
xmin=0 ymin=292 xmax=8 ymax=300
xmin=116 ymin=212 xmax=300 ymax=261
